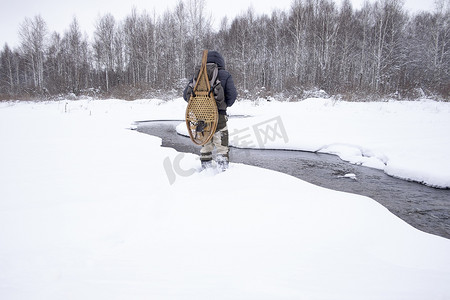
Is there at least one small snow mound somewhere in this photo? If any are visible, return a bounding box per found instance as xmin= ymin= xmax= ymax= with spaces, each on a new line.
xmin=338 ymin=173 xmax=357 ymax=180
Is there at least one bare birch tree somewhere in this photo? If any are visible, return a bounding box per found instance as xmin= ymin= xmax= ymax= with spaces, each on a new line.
xmin=94 ymin=13 xmax=116 ymax=92
xmin=19 ymin=15 xmax=47 ymax=92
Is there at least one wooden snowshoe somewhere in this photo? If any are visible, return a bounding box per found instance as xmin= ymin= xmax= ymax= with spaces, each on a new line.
xmin=185 ymin=50 xmax=218 ymax=145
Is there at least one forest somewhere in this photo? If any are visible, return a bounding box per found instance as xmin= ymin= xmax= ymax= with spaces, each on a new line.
xmin=0 ymin=0 xmax=449 ymax=101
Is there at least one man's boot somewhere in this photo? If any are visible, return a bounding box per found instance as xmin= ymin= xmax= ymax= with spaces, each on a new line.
xmin=216 ymin=155 xmax=229 ymax=171
xmin=201 ymin=160 xmax=213 ymax=170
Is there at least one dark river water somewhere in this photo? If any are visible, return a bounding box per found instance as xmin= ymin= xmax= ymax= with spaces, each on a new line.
xmin=136 ymin=120 xmax=450 ymax=240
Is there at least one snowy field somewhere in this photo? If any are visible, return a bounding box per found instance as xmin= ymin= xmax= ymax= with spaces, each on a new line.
xmin=0 ymin=98 xmax=449 ymax=299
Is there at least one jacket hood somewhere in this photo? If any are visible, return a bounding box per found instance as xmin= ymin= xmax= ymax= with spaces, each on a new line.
xmin=207 ymin=51 xmax=225 ymax=69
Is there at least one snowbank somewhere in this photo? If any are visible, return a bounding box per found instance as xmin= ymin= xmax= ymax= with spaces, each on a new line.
xmin=178 ymin=98 xmax=450 ymax=188
xmin=0 ymin=99 xmax=449 ymax=299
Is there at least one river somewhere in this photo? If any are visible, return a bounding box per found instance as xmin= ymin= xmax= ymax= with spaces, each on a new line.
xmin=136 ymin=120 xmax=450 ymax=239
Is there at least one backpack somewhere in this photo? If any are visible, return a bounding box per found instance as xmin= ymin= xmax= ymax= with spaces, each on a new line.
xmin=187 ymin=63 xmax=226 ymax=111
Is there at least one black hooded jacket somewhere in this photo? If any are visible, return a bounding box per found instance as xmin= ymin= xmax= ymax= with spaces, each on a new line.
xmin=183 ymin=51 xmax=237 ymax=115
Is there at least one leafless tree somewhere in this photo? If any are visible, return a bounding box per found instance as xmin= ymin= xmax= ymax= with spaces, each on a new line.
xmin=19 ymin=15 xmax=47 ymax=92
xmin=94 ymin=13 xmax=116 ymax=92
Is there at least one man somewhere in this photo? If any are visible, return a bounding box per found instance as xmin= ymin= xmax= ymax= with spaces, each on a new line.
xmin=183 ymin=50 xmax=237 ymax=170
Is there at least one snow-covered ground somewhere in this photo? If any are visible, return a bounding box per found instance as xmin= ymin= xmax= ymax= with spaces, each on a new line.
xmin=0 ymin=98 xmax=449 ymax=299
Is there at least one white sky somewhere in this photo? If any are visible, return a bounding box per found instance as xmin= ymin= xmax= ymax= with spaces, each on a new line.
xmin=0 ymin=0 xmax=436 ymax=49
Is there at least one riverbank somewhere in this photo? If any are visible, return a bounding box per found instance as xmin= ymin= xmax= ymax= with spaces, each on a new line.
xmin=178 ymin=98 xmax=450 ymax=189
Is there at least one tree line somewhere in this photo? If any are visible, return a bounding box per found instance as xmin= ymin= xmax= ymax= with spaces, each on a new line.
xmin=0 ymin=0 xmax=449 ymax=101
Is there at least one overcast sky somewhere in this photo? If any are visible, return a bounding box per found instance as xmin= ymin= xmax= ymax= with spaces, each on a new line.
xmin=0 ymin=0 xmax=436 ymax=48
